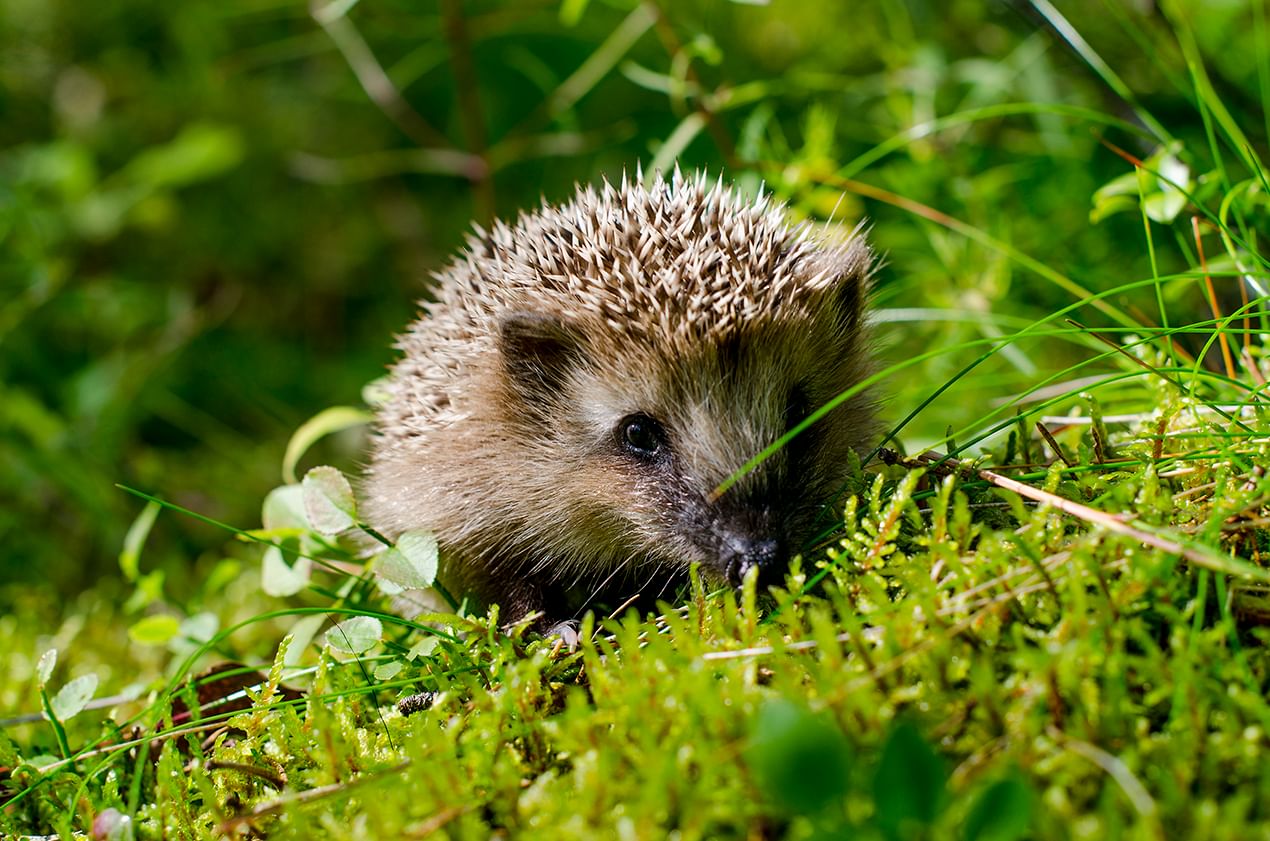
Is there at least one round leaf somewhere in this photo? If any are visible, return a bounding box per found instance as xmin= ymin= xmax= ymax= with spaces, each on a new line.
xmin=373 ymin=661 xmax=403 ymax=681
xmin=128 ymin=614 xmax=181 ymax=646
xmin=326 ymin=616 xmax=382 ymax=654
xmin=745 ymin=698 xmax=852 ymax=815
xmin=262 ymin=545 xmax=312 ymax=597
xmin=50 ymin=673 xmax=99 ymax=721
xmin=262 ymin=484 xmax=307 ymax=531
xmin=963 ymin=771 xmax=1034 ymax=841
xmin=377 ymin=530 xmax=439 ymax=590
xmin=301 ymin=466 xmax=358 ymax=535
xmin=873 ymin=720 xmax=948 ymax=835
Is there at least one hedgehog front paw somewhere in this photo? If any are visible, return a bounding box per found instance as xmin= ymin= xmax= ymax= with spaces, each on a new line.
xmin=544 ymin=619 xmax=580 ymax=651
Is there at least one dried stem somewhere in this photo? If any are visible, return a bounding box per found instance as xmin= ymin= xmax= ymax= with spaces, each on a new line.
xmin=1192 ymin=215 xmax=1237 ymax=378
xmin=311 ymin=0 xmax=451 ymax=150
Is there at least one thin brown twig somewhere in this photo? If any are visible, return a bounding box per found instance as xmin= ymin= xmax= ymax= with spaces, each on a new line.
xmin=1035 ymin=422 xmax=1074 ymax=467
xmin=978 ymin=466 xmax=1227 ymax=571
xmin=310 ymin=0 xmax=453 ymax=150
xmin=203 ymin=760 xmax=287 ymax=790
xmin=1192 ymin=215 xmax=1237 ymax=379
xmin=218 ymin=761 xmax=411 ymax=831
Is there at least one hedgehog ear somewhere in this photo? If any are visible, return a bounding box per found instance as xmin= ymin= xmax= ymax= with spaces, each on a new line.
xmin=499 ymin=312 xmax=583 ymax=402
xmin=831 ymin=264 xmax=869 ymax=336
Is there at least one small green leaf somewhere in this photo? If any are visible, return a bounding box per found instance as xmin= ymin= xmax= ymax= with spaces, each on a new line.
xmin=326 ymin=616 xmax=383 ymax=654
xmin=377 ymin=530 xmax=439 ymax=590
xmin=203 ymin=558 xmax=242 ymax=596
xmin=261 ymin=545 xmax=312 ymax=597
xmin=559 ymin=0 xmax=590 ymax=26
xmin=123 ymin=569 xmax=166 ymax=613
xmin=1089 ymin=192 xmax=1138 ymax=224
xmin=262 ymin=484 xmax=308 ymax=530
xmin=745 ymin=698 xmax=852 ymax=815
xmin=119 ymin=500 xmax=160 ymax=582
xmin=407 ymin=635 xmax=440 ymax=659
xmin=36 ymin=649 xmax=57 ymax=687
xmin=1142 ymin=189 xmax=1187 ymax=224
xmin=128 ymin=614 xmax=181 ymax=645
xmin=301 ymin=466 xmax=358 ymax=535
xmin=963 ymin=770 xmax=1034 ymax=841
xmin=873 ymin=720 xmax=948 ymax=837
xmin=50 ymin=674 xmax=99 ymax=721
xmin=124 ymin=123 xmax=244 ymax=188
xmin=373 ymin=661 xmax=403 ymax=681
xmin=282 ymin=407 xmax=372 ymax=484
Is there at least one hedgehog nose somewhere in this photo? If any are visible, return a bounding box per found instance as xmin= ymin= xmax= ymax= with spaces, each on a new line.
xmin=721 ymin=535 xmax=784 ymax=587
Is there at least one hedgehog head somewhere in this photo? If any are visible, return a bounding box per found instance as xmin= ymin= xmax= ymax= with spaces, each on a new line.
xmin=473 ymin=171 xmax=877 ymax=587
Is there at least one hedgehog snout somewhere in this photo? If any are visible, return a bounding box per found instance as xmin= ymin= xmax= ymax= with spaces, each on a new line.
xmin=718 ymin=530 xmax=785 ymax=588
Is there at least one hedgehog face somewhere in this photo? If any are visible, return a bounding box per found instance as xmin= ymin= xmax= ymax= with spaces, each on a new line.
xmin=500 ymin=304 xmax=873 ymax=589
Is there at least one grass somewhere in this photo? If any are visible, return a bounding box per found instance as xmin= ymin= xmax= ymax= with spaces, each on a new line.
xmin=3 ymin=0 xmax=1270 ymax=838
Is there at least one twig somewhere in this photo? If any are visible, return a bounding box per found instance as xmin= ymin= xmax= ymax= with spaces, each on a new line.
xmin=976 ymin=466 xmax=1270 ymax=583
xmin=218 ymin=761 xmax=411 ymax=831
xmin=1035 ymin=422 xmax=1073 ymax=467
xmin=310 ymin=0 xmax=453 ymax=151
xmin=1048 ymin=727 xmax=1160 ymax=828
xmin=1191 ymin=216 xmax=1237 ymax=379
xmin=204 ymin=760 xmax=287 ymax=790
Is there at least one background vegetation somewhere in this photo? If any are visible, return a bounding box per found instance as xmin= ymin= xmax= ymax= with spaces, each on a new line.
xmin=2 ymin=0 xmax=1269 ymax=837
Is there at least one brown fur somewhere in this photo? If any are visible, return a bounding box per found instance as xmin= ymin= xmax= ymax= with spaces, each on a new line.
xmin=364 ymin=170 xmax=877 ymax=626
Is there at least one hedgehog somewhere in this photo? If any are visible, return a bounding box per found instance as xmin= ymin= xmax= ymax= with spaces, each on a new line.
xmin=364 ymin=170 xmax=877 ymax=631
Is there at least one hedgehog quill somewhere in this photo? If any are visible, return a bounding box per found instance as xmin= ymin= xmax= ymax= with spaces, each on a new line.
xmin=365 ymin=171 xmax=878 ymax=631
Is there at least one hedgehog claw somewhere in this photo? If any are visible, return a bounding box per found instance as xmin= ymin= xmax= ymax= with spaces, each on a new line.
xmin=544 ymin=620 xmax=580 ymax=651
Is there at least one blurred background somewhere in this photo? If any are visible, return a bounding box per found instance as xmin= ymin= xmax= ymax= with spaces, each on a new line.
xmin=1 ymin=0 xmax=1264 ymax=604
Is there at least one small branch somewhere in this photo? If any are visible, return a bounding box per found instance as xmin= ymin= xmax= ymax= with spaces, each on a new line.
xmin=1035 ymin=422 xmax=1073 ymax=467
xmin=204 ymin=760 xmax=287 ymax=790
xmin=1192 ymin=215 xmax=1237 ymax=379
xmin=977 ymin=466 xmax=1270 ymax=584
xmin=310 ymin=0 xmax=451 ymax=150
xmin=1048 ymin=728 xmax=1160 ymax=827
xmin=218 ymin=761 xmax=411 ymax=831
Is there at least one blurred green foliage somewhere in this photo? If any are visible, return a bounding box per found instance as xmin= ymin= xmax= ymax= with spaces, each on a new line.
xmin=2 ymin=0 xmax=1266 ymax=601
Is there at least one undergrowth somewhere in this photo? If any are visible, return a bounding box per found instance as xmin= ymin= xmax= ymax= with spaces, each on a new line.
xmin=5 ymin=385 xmax=1269 ymax=838
xmin=4 ymin=0 xmax=1270 ymax=839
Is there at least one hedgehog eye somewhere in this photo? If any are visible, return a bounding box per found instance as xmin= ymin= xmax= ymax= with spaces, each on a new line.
xmin=617 ymin=414 xmax=666 ymax=460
